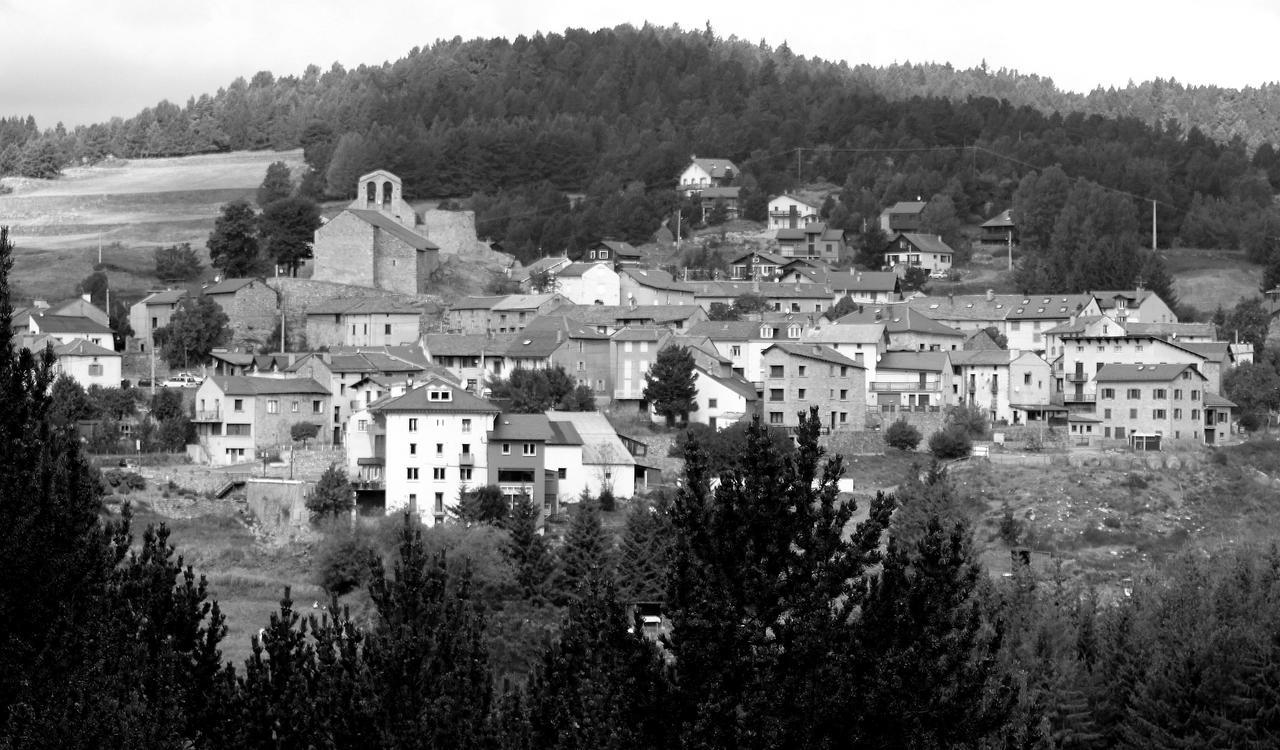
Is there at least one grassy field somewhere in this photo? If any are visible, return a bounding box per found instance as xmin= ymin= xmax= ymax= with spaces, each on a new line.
xmin=0 ymin=150 xmax=306 ymax=302
xmin=1162 ymin=246 xmax=1262 ymax=315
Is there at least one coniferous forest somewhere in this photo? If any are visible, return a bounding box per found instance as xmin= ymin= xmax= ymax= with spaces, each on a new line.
xmin=3 ymin=25 xmax=1280 ymax=270
xmin=2 ymin=219 xmax=1280 ymax=747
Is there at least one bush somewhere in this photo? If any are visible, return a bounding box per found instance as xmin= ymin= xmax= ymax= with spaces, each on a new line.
xmin=314 ymin=525 xmax=376 ymax=596
xmin=929 ymin=426 xmax=973 ymax=460
xmin=291 ymin=422 xmax=321 ymax=443
xmin=884 ymin=418 xmax=922 ymax=451
xmin=944 ymin=404 xmax=990 ymax=439
xmin=597 ymin=485 xmax=616 ymax=512
xmin=101 ymin=469 xmax=146 ymax=493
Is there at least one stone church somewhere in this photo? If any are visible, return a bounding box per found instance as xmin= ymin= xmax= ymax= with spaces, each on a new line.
xmin=311 ymin=170 xmax=440 ymax=295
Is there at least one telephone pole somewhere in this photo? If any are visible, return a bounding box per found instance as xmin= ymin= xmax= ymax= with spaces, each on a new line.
xmin=1151 ymin=199 xmax=1157 ymax=250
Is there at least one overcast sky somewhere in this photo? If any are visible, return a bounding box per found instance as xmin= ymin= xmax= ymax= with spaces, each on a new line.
xmin=3 ymin=0 xmax=1279 ymax=129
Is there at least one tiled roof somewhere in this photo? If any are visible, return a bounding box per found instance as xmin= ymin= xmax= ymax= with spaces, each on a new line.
xmin=827 ymin=271 xmax=899 ymax=292
xmin=1178 ymin=342 xmax=1230 ymax=362
xmin=546 ymin=410 xmax=637 ymax=466
xmin=769 ymin=194 xmax=821 ymax=209
xmin=374 ymin=381 xmax=499 ymax=414
xmin=212 ymin=376 xmax=330 ymax=396
xmin=804 ymin=323 xmax=886 ymax=345
xmin=836 ymin=304 xmax=963 ymax=337
xmin=727 ymin=249 xmax=789 ymax=265
xmin=1094 ymin=364 xmax=1203 ymax=383
xmin=203 ymin=278 xmax=258 ymax=295
xmin=698 ymin=365 xmax=758 ymax=402
xmin=691 ymin=281 xmax=833 ymax=299
xmin=32 ymin=314 xmax=113 ymax=334
xmin=523 ymin=315 xmax=610 ymax=340
xmin=949 ymin=350 xmax=1013 ymax=366
xmin=555 ymin=262 xmax=612 ymax=279
xmin=306 ymin=297 xmax=421 ymax=316
xmin=1003 ymin=294 xmax=1095 ymax=321
xmin=423 ymin=333 xmax=514 ymax=357
xmin=611 ymin=326 xmax=668 ymax=342
xmin=896 ymin=232 xmax=955 ymax=255
xmin=489 ymin=414 xmax=555 ymax=441
xmin=504 ymin=331 xmax=566 ymax=358
xmin=699 ymin=186 xmax=740 ymax=199
xmin=622 ymin=268 xmax=692 ymax=292
xmin=1125 ymin=322 xmax=1215 ymax=339
xmin=884 ymin=201 xmax=927 ymax=215
xmin=1205 ymin=392 xmax=1236 ymax=408
xmin=877 ymin=351 xmax=950 ymax=372
xmin=491 ymin=294 xmax=562 ymax=312
xmin=346 ymin=209 xmax=438 ymax=251
xmin=906 ymin=293 xmax=1025 ymax=321
xmin=139 ymin=289 xmax=187 ymax=306
xmin=547 ymin=420 xmax=584 ymax=446
xmin=448 ymin=296 xmax=506 ymax=311
xmin=981 ymin=209 xmax=1015 ymax=229
xmin=687 ymin=321 xmax=763 ymax=341
xmin=690 ymin=158 xmax=738 ymax=178
xmin=1091 ymin=289 xmax=1154 ymax=308
xmin=764 ymin=343 xmax=863 ymax=368
xmin=53 ymin=339 xmax=119 ymax=358
xmin=597 ymin=240 xmax=641 ymax=258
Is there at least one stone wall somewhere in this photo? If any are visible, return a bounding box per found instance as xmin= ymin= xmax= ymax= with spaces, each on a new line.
xmin=210 ymin=281 xmax=279 ymax=349
xmin=246 ymin=478 xmax=311 ymax=540
xmin=418 ymin=209 xmax=488 ymax=256
xmin=267 ymin=277 xmax=441 ymax=350
xmin=312 ymin=212 xmax=377 ymax=288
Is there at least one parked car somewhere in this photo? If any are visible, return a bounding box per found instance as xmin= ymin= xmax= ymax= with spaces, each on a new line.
xmin=162 ymin=372 xmax=202 ymax=388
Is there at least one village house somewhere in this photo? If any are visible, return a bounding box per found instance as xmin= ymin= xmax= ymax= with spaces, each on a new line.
xmin=47 ymin=296 xmax=109 ymax=327
xmin=487 ymin=415 xmax=559 ymax=516
xmin=950 ymin=350 xmax=1052 ymax=425
xmin=870 ymin=351 xmax=955 ymax=419
xmin=1093 ymin=364 xmax=1210 ymax=449
xmin=567 ymin=304 xmax=709 ymax=336
xmin=1003 ymin=294 xmax=1102 ymax=353
xmin=767 ymin=194 xmax=821 ymax=230
xmin=802 ymin=322 xmax=888 ymax=400
xmin=761 ymin=343 xmax=866 ymax=434
xmin=904 ymin=291 xmax=1024 ymax=336
xmin=1055 ymin=333 xmax=1224 ymax=405
xmin=202 ymin=278 xmax=278 ymax=345
xmin=683 ymin=363 xmax=758 ymax=431
xmin=547 ymin=262 xmax=621 ymax=306
xmin=547 ymin=410 xmax=639 ymax=502
xmin=502 ymin=329 xmax=564 ymax=372
xmin=779 ymin=268 xmax=901 ymax=304
xmin=690 ymin=281 xmax=832 ymax=315
xmin=696 ymin=186 xmax=741 ymax=222
xmin=523 ymin=315 xmax=613 ymax=399
xmin=305 ymin=297 xmax=422 ymax=349
xmin=774 ymin=223 xmax=846 ymax=262
xmin=1090 ymin=288 xmax=1178 ymax=325
xmin=52 ymin=338 xmax=122 ymax=389
xmin=728 ymin=250 xmax=788 ymax=280
xmin=311 ymin=170 xmax=440 ymax=295
xmin=190 ymin=376 xmax=332 ymax=465
xmin=286 ymin=348 xmax=439 ymax=446
xmin=836 ymin=303 xmax=966 ymax=352
xmin=610 ymin=327 xmax=673 ymax=409
xmin=978 ymin=209 xmax=1018 ymax=249
xmin=129 ymin=289 xmax=187 ymax=353
xmin=29 ymin=314 xmax=114 ymax=349
xmin=421 ymin=333 xmax=515 ymax=392
xmin=585 ymin=239 xmax=642 ymax=265
xmin=619 ymin=268 xmax=697 ymax=306
xmin=678 ymin=156 xmax=738 ymax=195
xmin=445 ymin=296 xmax=505 ymax=334
xmin=489 ymin=294 xmax=571 ymax=335
xmin=686 ymin=318 xmax=813 ymax=383
xmin=885 ymin=233 xmax=954 ymax=276
xmin=878 ymin=200 xmax=928 ymax=234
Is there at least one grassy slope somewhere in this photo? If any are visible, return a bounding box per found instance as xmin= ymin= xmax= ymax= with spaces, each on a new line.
xmin=0 ymin=150 xmax=306 ymax=302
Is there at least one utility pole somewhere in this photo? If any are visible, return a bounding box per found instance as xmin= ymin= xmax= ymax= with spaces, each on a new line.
xmin=277 ymin=263 xmax=286 ymax=352
xmin=796 ymin=147 xmax=802 ymax=183
xmin=1151 ymin=199 xmax=1157 ymax=250
xmin=675 ymin=209 xmax=681 ymax=250
xmin=1007 ymin=230 xmax=1013 ymax=272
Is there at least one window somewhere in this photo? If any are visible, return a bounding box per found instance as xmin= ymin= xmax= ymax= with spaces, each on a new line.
xmin=313 ymin=400 xmax=322 ymax=414
xmin=502 ymin=442 xmax=511 ymax=455
xmin=708 ymin=398 xmax=718 ymax=408
xmin=433 ymin=467 xmax=446 ymax=480
xmin=1126 ymin=388 xmax=1141 ymax=399
xmin=460 ymin=468 xmax=473 ymax=481
xmin=769 ymin=365 xmax=784 ymax=378
xmin=576 ymin=361 xmax=585 ymax=372
xmin=409 ymin=443 xmax=417 ymax=455
xmin=1153 ymin=389 xmax=1167 ymax=399
xmin=267 ymin=399 xmax=279 ymax=414
xmin=291 ymin=400 xmax=299 ymax=413
xmin=1173 ymin=409 xmax=1182 ymax=419
xmin=233 ymin=398 xmax=244 ymax=412
xmin=226 ymin=424 xmax=250 ymax=436
xmin=1191 ymin=390 xmax=1200 ymax=401
xmin=1191 ymin=409 xmax=1200 ymax=421
xmin=768 ymin=411 xmax=784 ymax=424
xmin=769 ymin=388 xmax=784 ymax=401
xmin=436 ymin=443 xmax=444 ymax=455
xmin=797 ymin=388 xmax=806 ymax=399
xmin=798 ymin=365 xmax=807 ymax=377
xmin=88 ymin=363 xmax=103 ymax=376
xmin=358 ymin=419 xmax=368 ymax=432
xmin=1103 ymin=409 xmax=1111 ymax=419
xmin=1129 ymin=409 xmax=1138 ymax=419
xmin=1153 ymin=409 xmax=1167 ymax=419
xmin=434 ymin=493 xmax=445 ymax=513
xmin=384 ymin=324 xmax=392 ymax=335
xmin=523 ymin=443 xmax=536 ymax=456
xmin=406 ymin=467 xmax=419 ymax=480
xmin=1174 ymin=389 xmax=1183 ymax=399
xmin=1101 ymin=388 xmax=1115 ymax=399
xmin=408 ymin=418 xmax=418 ymax=432
xmin=840 ymin=412 xmax=848 ymax=423
xmin=730 ymin=345 xmax=741 ymax=356
xmin=461 ymin=418 xmax=472 ymax=433
xmin=1024 ymin=372 xmax=1032 ymax=385
xmin=557 ymin=468 xmax=567 ymax=480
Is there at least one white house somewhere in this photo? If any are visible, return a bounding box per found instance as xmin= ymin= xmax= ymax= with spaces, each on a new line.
xmin=886 ymin=233 xmax=954 ymax=275
xmin=546 ymin=410 xmax=637 ymax=501
xmin=544 ymin=419 xmax=586 ymax=505
xmin=552 ymin=262 xmax=621 ymax=306
xmin=656 ymin=364 xmax=757 ymax=431
xmin=53 ymin=339 xmax=122 ymax=389
xmin=678 ymin=156 xmax=738 ymax=195
xmin=768 ymin=194 xmax=822 ymax=230
xmin=29 ymin=314 xmax=114 ymax=349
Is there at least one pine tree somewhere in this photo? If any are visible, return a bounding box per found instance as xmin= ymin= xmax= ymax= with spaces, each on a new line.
xmin=207 ymin=199 xmax=262 ymax=277
xmin=506 ymin=493 xmax=556 ymax=604
xmin=643 ymin=344 xmax=697 ymax=427
xmin=553 ymin=497 xmax=612 ymax=606
xmin=307 ymin=462 xmax=354 ymax=522
xmin=616 ymin=494 xmax=673 ymax=605
xmin=257 ymin=160 xmax=293 ymax=206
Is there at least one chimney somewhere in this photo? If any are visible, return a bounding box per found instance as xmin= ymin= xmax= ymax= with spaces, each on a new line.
xmin=986 ymin=289 xmax=994 ymax=302
xmin=81 ymin=293 xmax=91 ymax=303
xmin=556 ymin=329 xmax=563 ymax=344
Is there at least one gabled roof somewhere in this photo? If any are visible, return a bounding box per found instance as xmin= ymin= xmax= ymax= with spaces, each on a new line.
xmin=546 ymin=410 xmax=637 ymax=466
xmin=962 ymin=328 xmax=1004 ymax=350
xmin=1094 ymin=363 xmax=1204 ymax=383
xmin=423 ymin=333 xmax=515 ymax=357
xmin=1004 ymin=294 xmax=1095 ymax=321
xmin=203 ymin=278 xmax=259 ymax=295
xmin=346 ymin=209 xmax=438 ymax=251
xmin=622 ymin=268 xmax=693 ymax=292
xmin=949 ymin=350 xmax=1013 ymax=367
xmin=896 ymin=232 xmax=955 ymax=255
xmin=547 ymin=420 xmax=584 ymax=446
xmin=827 ymin=271 xmax=899 ymax=292
xmin=491 ymin=294 xmax=562 ymax=312
xmin=1178 ymin=342 xmax=1230 ymax=363
xmin=138 ymin=289 xmax=187 ymax=306
xmin=981 ymin=210 xmax=1015 ymax=229
xmin=555 ymin=262 xmax=613 ymax=279
xmin=448 ymin=296 xmax=506 ymax=312
xmin=697 ymin=365 xmax=758 ymax=402
xmin=906 ymin=293 xmax=1025 ymax=321
xmin=687 ymin=320 xmax=765 ymax=341
xmin=595 ymin=240 xmax=641 ymax=258
xmin=836 ymin=304 xmax=963 ymax=337
xmin=32 ymin=315 xmax=113 ymax=334
xmin=1090 ymin=289 xmax=1154 ymax=307
xmin=306 ymin=297 xmax=421 ymax=316
xmin=769 ymin=193 xmax=822 ymax=210
xmin=504 ymin=332 xmax=565 ymax=358
xmin=699 ymin=186 xmax=740 ymax=199
xmin=523 ymin=315 xmax=610 ymax=340
xmin=611 ymin=326 xmax=668 ymax=342
xmin=1042 ymin=315 xmax=1110 ymax=336
xmin=211 ymin=376 xmax=330 ymax=396
xmin=53 ymin=339 xmax=119 ymax=358
xmin=1205 ymin=392 xmax=1236 ymax=408
xmin=763 ymin=343 xmax=863 ymax=368
xmin=804 ymin=323 xmax=887 ymax=345
xmin=489 ymin=414 xmax=555 ymax=441
xmin=689 ymin=157 xmax=738 ymax=178
xmin=1124 ymin=322 xmax=1214 ymax=339
xmin=884 ymin=201 xmax=927 ymax=215
xmin=515 ymin=256 xmax=571 ymax=282
xmin=691 ymin=281 xmax=833 ymax=300
xmin=287 ymin=350 xmax=429 ymax=376
xmin=727 ymin=249 xmax=789 ymax=265
xmin=374 ymin=381 xmax=499 ymax=414
xmin=877 ymin=351 xmax=950 ymax=372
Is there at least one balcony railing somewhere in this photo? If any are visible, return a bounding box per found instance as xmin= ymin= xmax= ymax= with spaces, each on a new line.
xmin=354 ymin=479 xmax=384 ymax=491
xmin=1063 ymin=392 xmax=1097 ymax=402
xmin=1064 ymin=371 xmax=1090 ymax=383
xmin=193 ymin=410 xmax=221 ymax=422
xmin=459 ymin=453 xmax=475 ymax=466
xmin=871 ymin=381 xmax=942 ymax=392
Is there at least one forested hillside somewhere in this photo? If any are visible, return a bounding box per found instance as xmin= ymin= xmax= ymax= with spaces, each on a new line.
xmin=3 ymin=24 xmax=1279 ymax=271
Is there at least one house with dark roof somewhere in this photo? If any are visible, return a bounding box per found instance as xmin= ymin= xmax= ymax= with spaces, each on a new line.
xmin=774 ymin=223 xmax=847 ymax=262
xmin=446 ymin=296 xmax=506 ymax=334
xmin=695 ymin=186 xmax=741 ymax=222
xmin=1090 ymin=288 xmax=1177 ymax=325
xmin=422 ymin=333 xmax=515 ymax=390
xmin=129 ymin=288 xmax=187 ymax=353
xmin=886 ymin=233 xmax=954 ymax=276
xmin=1003 ymin=294 xmax=1101 ymax=353
xmin=836 ymin=303 xmax=965 ymax=353
xmin=191 ymin=375 xmax=332 ymax=464
xmin=978 ymin=209 xmax=1018 ymax=247
xmin=489 ymin=294 xmax=572 ymax=335
xmin=687 ymin=317 xmax=817 ymax=382
xmin=778 ymin=268 xmax=901 ymax=304
xmin=311 ymin=170 xmax=440 ymax=295
xmin=619 ymin=268 xmax=697 ymax=306
xmin=1093 ymin=363 xmax=1210 ymax=448
xmin=761 ymin=343 xmax=866 ymax=433
xmin=728 ymin=250 xmax=788 ymax=280
xmin=47 ymin=297 xmax=109 ymax=327
xmin=768 ymin=194 xmax=822 ymax=230
xmin=488 ymin=414 xmax=560 ymax=515
xmin=679 ymin=156 xmax=738 ymax=195
xmin=871 ymin=351 xmax=954 ymax=416
xmin=52 ymin=338 xmax=122 ymax=389
xmin=28 ymin=314 xmax=114 ymax=349
xmin=524 ymin=315 xmax=613 ymax=399
xmin=586 ymin=239 xmax=642 ymax=266
xmin=610 ymin=327 xmax=675 ymax=406
xmin=879 ymin=201 xmax=928 ymax=234
xmin=305 ymin=297 xmax=423 ymax=349
xmin=202 ymin=278 xmax=278 ymax=345
xmin=286 ymin=349 xmax=443 ymax=445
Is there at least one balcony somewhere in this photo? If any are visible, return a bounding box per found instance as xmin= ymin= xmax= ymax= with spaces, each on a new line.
xmin=871 ymin=380 xmax=942 ymax=393
xmin=193 ymin=410 xmax=222 ymax=422
xmin=1064 ymin=371 xmax=1090 ymax=383
xmin=459 ymin=453 xmax=475 ymax=466
xmin=1063 ymin=392 xmax=1097 ymax=403
xmin=354 ymin=479 xmax=384 ymax=491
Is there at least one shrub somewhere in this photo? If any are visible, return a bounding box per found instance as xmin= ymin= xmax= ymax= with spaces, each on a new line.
xmin=1025 ymin=431 xmax=1044 ymax=453
xmin=291 ymin=422 xmax=321 ymax=443
xmin=884 ymin=418 xmax=922 ymax=451
xmin=597 ymin=485 xmax=616 ymax=512
xmin=101 ymin=469 xmax=146 ymax=493
xmin=944 ymin=404 xmax=990 ymax=439
xmin=314 ymin=526 xmax=376 ymax=596
xmin=929 ymin=426 xmax=973 ymax=460
xmin=998 ymin=503 xmax=1020 ymax=546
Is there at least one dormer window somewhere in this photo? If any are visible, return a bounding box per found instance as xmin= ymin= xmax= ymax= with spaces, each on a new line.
xmin=788 ymin=325 xmax=801 ymax=338
xmin=427 ymin=389 xmax=452 ymax=401
xmin=760 ymin=326 xmax=774 ymax=338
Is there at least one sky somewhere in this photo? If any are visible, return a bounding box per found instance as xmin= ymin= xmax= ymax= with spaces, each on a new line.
xmin=3 ymin=0 xmax=1280 ymax=129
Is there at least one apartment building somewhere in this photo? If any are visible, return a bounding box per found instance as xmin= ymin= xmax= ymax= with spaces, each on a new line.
xmin=1093 ymin=364 xmax=1208 ymax=449
xmin=761 ymin=343 xmax=866 ymax=434
xmin=191 ymin=376 xmax=332 ymax=465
